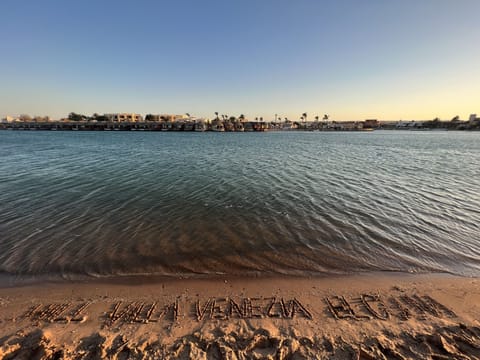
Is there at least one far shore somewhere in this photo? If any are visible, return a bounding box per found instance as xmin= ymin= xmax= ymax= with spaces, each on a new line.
xmin=1 ymin=118 xmax=480 ymax=132
xmin=1 ymin=272 xmax=479 ymax=358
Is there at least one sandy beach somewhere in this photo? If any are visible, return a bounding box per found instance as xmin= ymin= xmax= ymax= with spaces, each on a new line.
xmin=0 ymin=272 xmax=479 ymax=359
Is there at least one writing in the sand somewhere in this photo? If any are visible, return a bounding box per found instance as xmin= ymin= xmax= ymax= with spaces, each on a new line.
xmin=194 ymin=297 xmax=312 ymax=321
xmin=324 ymin=294 xmax=456 ymax=321
xmin=105 ymin=297 xmax=312 ymax=325
xmin=22 ymin=302 xmax=90 ymax=323
xmin=20 ymin=293 xmax=457 ymax=326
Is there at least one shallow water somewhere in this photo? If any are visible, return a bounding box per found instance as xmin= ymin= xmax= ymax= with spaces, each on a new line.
xmin=0 ymin=130 xmax=479 ymax=280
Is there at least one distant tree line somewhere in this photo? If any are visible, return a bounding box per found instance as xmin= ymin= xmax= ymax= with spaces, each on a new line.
xmin=68 ymin=112 xmax=109 ymax=121
xmin=422 ymin=116 xmax=465 ymax=129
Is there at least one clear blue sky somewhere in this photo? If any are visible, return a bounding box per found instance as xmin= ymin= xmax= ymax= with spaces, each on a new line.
xmin=1 ymin=0 xmax=479 ymax=121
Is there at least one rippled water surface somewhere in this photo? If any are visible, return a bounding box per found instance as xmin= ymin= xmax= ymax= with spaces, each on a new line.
xmin=1 ymin=131 xmax=479 ymax=280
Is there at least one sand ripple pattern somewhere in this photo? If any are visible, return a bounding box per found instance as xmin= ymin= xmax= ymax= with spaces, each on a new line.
xmin=0 ymin=131 xmax=479 ymax=280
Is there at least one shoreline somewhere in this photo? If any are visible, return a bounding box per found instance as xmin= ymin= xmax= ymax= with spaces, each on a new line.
xmin=2 ymin=127 xmax=480 ymax=132
xmin=2 ymin=120 xmax=480 ymax=132
xmin=0 ymin=268 xmax=473 ymax=289
xmin=1 ymin=272 xmax=479 ymax=358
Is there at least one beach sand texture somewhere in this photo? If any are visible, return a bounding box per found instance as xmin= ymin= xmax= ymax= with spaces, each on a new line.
xmin=1 ymin=273 xmax=479 ymax=359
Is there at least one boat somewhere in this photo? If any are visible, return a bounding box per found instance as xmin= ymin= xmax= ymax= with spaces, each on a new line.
xmin=194 ymin=121 xmax=206 ymax=132
xmin=234 ymin=122 xmax=245 ymax=132
xmin=211 ymin=119 xmax=225 ymax=132
xmin=184 ymin=121 xmax=194 ymax=131
xmin=173 ymin=121 xmax=185 ymax=131
xmin=160 ymin=122 xmax=172 ymax=131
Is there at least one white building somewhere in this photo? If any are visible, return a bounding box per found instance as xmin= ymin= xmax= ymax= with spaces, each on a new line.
xmin=1 ymin=115 xmax=15 ymax=123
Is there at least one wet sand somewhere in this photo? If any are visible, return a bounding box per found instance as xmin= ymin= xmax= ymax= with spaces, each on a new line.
xmin=1 ymin=272 xmax=479 ymax=359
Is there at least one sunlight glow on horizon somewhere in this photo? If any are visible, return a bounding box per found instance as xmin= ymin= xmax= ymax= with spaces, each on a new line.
xmin=1 ymin=0 xmax=479 ymax=121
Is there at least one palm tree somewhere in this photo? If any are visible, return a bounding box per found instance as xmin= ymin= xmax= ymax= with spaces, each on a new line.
xmin=302 ymin=112 xmax=307 ymax=129
xmin=215 ymin=112 xmax=219 ymax=120
xmin=322 ymin=115 xmax=329 ymax=129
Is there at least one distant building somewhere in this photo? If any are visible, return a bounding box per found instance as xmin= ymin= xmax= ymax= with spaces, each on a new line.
xmin=145 ymin=114 xmax=167 ymax=122
xmin=469 ymin=114 xmax=477 ymax=122
xmin=104 ymin=113 xmax=143 ymax=122
xmin=144 ymin=114 xmax=189 ymax=122
xmin=1 ymin=115 xmax=16 ymax=123
xmin=340 ymin=121 xmax=364 ymax=130
xmin=33 ymin=116 xmax=51 ymax=122
xmin=364 ymin=119 xmax=379 ymax=128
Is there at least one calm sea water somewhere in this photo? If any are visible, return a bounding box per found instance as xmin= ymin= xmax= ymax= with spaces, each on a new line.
xmin=0 ymin=130 xmax=479 ymax=282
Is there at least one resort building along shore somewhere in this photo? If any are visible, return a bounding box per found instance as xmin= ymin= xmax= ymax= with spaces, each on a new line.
xmin=1 ymin=113 xmax=479 ymax=131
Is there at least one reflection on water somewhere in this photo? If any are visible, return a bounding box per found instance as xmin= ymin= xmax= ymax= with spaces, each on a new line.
xmin=0 ymin=130 xmax=479 ymax=280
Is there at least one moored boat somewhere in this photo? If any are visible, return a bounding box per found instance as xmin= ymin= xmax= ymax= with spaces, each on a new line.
xmin=234 ymin=122 xmax=245 ymax=132
xmin=211 ymin=119 xmax=225 ymax=132
xmin=194 ymin=121 xmax=206 ymax=132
